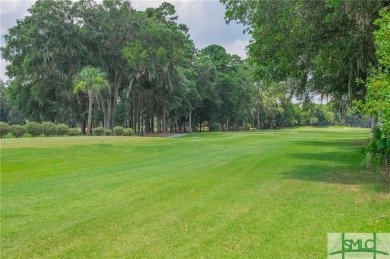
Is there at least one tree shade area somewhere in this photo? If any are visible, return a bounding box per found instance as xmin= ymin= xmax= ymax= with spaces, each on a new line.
xmin=1 ymin=0 xmax=384 ymax=133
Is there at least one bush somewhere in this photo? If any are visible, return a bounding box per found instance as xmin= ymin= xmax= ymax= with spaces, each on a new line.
xmin=68 ymin=128 xmax=80 ymax=136
xmin=42 ymin=121 xmax=57 ymax=137
xmin=57 ymin=124 xmax=69 ymax=136
xmin=362 ymin=128 xmax=389 ymax=169
xmin=0 ymin=122 xmax=10 ymax=138
xmin=123 ymin=128 xmax=134 ymax=136
xmin=10 ymin=124 xmax=27 ymax=138
xmin=93 ymin=127 xmax=105 ymax=136
xmin=113 ymin=126 xmax=125 ymax=136
xmin=25 ymin=122 xmax=43 ymax=137
xmin=104 ymin=129 xmax=112 ymax=136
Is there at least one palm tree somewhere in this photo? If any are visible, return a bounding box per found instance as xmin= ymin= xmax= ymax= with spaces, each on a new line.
xmin=73 ymin=66 xmax=109 ymax=135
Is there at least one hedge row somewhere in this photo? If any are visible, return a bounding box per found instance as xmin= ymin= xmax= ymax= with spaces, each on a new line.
xmin=0 ymin=121 xmax=134 ymax=138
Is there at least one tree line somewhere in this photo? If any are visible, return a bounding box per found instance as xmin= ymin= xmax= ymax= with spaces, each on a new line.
xmin=0 ymin=0 xmax=382 ymax=134
xmin=221 ymin=0 xmax=389 ymax=168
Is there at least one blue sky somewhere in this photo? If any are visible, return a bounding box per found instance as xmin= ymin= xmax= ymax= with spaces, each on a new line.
xmin=0 ymin=0 xmax=250 ymax=82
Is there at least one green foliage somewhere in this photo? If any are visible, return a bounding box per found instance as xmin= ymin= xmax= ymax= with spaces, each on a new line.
xmin=123 ymin=128 xmax=134 ymax=136
xmin=374 ymin=8 xmax=390 ymax=68
xmin=73 ymin=67 xmax=109 ymax=95
xmin=56 ymin=124 xmax=70 ymax=136
xmin=0 ymin=80 xmax=26 ymax=126
xmin=73 ymin=66 xmax=109 ymax=135
xmin=92 ymin=127 xmax=105 ymax=136
xmin=362 ymin=128 xmax=390 ymax=169
xmin=309 ymin=117 xmax=320 ymax=126
xmin=221 ymin=0 xmax=384 ymax=104
xmin=113 ymin=126 xmax=125 ymax=136
xmin=25 ymin=122 xmax=43 ymax=137
xmin=3 ymin=0 xmax=361 ymax=134
xmin=10 ymin=124 xmax=27 ymax=138
xmin=360 ymin=8 xmax=390 ymax=134
xmin=1 ymin=0 xmax=142 ymax=129
xmin=0 ymin=122 xmax=10 ymax=138
xmin=41 ymin=122 xmax=57 ymax=137
xmin=104 ymin=129 xmax=113 ymax=136
xmin=68 ymin=128 xmax=80 ymax=136
xmin=6 ymin=110 xmax=25 ymax=126
xmin=362 ymin=70 xmax=390 ymax=130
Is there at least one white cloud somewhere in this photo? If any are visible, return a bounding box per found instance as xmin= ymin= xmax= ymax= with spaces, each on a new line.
xmin=0 ymin=0 xmax=31 ymax=16
xmin=224 ymin=39 xmax=249 ymax=59
xmin=0 ymin=59 xmax=9 ymax=82
xmin=131 ymin=0 xmax=164 ymax=10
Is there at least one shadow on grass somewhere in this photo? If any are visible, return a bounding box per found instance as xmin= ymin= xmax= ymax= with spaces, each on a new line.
xmin=291 ymin=140 xmax=368 ymax=148
xmin=286 ymin=152 xmax=359 ymax=162
xmin=282 ymin=164 xmax=389 ymax=194
xmin=283 ymin=140 xmax=389 ymax=194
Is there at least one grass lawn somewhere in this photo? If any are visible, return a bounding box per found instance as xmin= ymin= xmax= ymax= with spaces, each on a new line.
xmin=1 ymin=127 xmax=389 ymax=258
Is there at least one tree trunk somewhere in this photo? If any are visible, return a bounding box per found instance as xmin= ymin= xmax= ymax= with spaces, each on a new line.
xmin=81 ymin=120 xmax=86 ymax=135
xmin=97 ymin=95 xmax=107 ymax=128
xmin=87 ymin=93 xmax=93 ymax=136
xmin=156 ymin=115 xmax=160 ymax=133
xmin=162 ymin=107 xmax=168 ymax=132
xmin=370 ymin=114 xmax=378 ymax=139
xmin=110 ymin=70 xmax=123 ymax=129
xmin=226 ymin=118 xmax=229 ymax=132
xmin=256 ymin=101 xmax=260 ymax=129
xmin=151 ymin=114 xmax=155 ymax=133
xmin=189 ymin=111 xmax=192 ymax=133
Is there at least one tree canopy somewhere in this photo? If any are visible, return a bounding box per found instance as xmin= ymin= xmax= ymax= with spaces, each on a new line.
xmin=221 ymin=0 xmax=388 ymax=107
xmin=0 ymin=0 xmax=380 ymax=133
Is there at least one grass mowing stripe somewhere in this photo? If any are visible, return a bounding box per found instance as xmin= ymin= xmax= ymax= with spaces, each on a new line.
xmin=1 ymin=127 xmax=389 ymax=258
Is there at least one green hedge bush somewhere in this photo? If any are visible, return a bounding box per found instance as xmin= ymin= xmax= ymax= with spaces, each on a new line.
xmin=0 ymin=122 xmax=10 ymax=138
xmin=57 ymin=124 xmax=69 ymax=136
xmin=113 ymin=126 xmax=125 ymax=136
xmin=42 ymin=121 xmax=57 ymax=137
xmin=104 ymin=129 xmax=112 ymax=136
xmin=93 ymin=127 xmax=105 ymax=136
xmin=68 ymin=128 xmax=80 ymax=136
xmin=123 ymin=128 xmax=134 ymax=136
xmin=10 ymin=124 xmax=27 ymax=138
xmin=25 ymin=122 xmax=43 ymax=137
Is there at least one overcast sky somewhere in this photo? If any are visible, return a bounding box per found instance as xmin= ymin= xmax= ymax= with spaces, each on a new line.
xmin=0 ymin=0 xmax=250 ymax=82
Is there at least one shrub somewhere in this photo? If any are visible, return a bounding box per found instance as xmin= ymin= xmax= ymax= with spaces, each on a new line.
xmin=57 ymin=124 xmax=69 ymax=136
xmin=42 ymin=121 xmax=57 ymax=137
xmin=104 ymin=129 xmax=112 ymax=136
xmin=113 ymin=126 xmax=125 ymax=136
xmin=25 ymin=122 xmax=43 ymax=137
xmin=123 ymin=128 xmax=134 ymax=136
xmin=362 ymin=128 xmax=389 ymax=170
xmin=0 ymin=122 xmax=10 ymax=138
xmin=68 ymin=128 xmax=80 ymax=136
xmin=93 ymin=127 xmax=105 ymax=136
xmin=10 ymin=124 xmax=27 ymax=138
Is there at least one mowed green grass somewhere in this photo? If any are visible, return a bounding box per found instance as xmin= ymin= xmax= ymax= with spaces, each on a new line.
xmin=1 ymin=127 xmax=389 ymax=258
